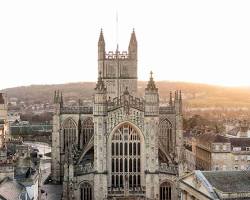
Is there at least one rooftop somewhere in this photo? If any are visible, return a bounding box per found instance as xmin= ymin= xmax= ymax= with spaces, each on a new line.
xmin=229 ymin=137 xmax=250 ymax=149
xmin=197 ymin=133 xmax=229 ymax=144
xmin=202 ymin=170 xmax=250 ymax=193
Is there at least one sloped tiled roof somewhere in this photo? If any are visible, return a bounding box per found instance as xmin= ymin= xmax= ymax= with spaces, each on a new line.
xmin=202 ymin=171 xmax=250 ymax=193
xmin=230 ymin=138 xmax=250 ymax=149
xmin=197 ymin=133 xmax=229 ymax=144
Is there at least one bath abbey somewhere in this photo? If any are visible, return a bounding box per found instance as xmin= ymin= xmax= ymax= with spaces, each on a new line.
xmin=51 ymin=29 xmax=186 ymax=200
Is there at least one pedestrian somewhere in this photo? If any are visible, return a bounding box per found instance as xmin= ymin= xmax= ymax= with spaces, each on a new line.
xmin=46 ymin=192 xmax=47 ymax=199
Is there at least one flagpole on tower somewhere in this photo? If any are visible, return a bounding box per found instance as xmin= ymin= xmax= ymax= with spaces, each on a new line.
xmin=116 ymin=10 xmax=119 ymax=48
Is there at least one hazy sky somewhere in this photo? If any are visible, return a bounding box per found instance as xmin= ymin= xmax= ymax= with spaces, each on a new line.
xmin=1 ymin=0 xmax=250 ymax=89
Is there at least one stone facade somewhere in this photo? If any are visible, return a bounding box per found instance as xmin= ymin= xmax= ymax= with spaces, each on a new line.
xmin=51 ymin=30 xmax=185 ymax=200
xmin=193 ymin=133 xmax=250 ymax=171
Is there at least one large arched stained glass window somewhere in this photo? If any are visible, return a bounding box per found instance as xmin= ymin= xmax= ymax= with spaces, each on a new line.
xmin=159 ymin=119 xmax=172 ymax=153
xmin=111 ymin=123 xmax=141 ymax=190
xmin=79 ymin=118 xmax=94 ymax=149
xmin=62 ymin=118 xmax=77 ymax=152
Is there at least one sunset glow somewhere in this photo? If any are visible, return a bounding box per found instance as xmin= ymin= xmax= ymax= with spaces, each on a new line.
xmin=0 ymin=0 xmax=250 ymax=89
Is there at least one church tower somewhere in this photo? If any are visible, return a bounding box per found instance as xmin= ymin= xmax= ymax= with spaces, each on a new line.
xmin=93 ymin=72 xmax=108 ymax=199
xmin=98 ymin=29 xmax=138 ymax=99
xmin=51 ymin=90 xmax=64 ymax=182
xmin=144 ymin=72 xmax=160 ymax=198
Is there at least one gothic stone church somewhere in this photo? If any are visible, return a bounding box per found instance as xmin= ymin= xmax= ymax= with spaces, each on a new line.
xmin=51 ymin=29 xmax=186 ymax=200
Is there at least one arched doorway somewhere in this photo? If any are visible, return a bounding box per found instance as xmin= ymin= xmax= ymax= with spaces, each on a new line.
xmin=160 ymin=182 xmax=172 ymax=200
xmin=111 ymin=123 xmax=141 ymax=190
xmin=80 ymin=182 xmax=93 ymax=200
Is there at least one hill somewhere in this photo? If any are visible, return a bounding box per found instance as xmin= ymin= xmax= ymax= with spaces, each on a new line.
xmin=1 ymin=81 xmax=250 ymax=108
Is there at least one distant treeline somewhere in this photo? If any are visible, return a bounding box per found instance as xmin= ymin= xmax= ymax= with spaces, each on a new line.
xmin=1 ymin=81 xmax=250 ymax=108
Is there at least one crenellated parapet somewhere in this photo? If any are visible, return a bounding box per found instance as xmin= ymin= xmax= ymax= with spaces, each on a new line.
xmin=159 ymin=106 xmax=175 ymax=115
xmin=60 ymin=106 xmax=93 ymax=114
xmin=107 ymin=93 xmax=144 ymax=112
xmin=74 ymin=162 xmax=94 ymax=176
xmin=158 ymin=163 xmax=178 ymax=175
xmin=105 ymin=51 xmax=129 ymax=60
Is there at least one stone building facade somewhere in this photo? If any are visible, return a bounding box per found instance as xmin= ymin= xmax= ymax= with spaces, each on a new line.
xmin=193 ymin=133 xmax=250 ymax=171
xmin=51 ymin=30 xmax=186 ymax=200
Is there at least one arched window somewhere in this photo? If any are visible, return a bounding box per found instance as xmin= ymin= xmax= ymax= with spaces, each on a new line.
xmin=159 ymin=119 xmax=172 ymax=153
xmin=111 ymin=123 xmax=141 ymax=190
xmin=160 ymin=182 xmax=171 ymax=200
xmin=80 ymin=182 xmax=92 ymax=200
xmin=79 ymin=118 xmax=94 ymax=149
xmin=62 ymin=118 xmax=77 ymax=152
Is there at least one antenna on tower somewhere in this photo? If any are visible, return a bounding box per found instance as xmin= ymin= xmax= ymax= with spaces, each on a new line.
xmin=116 ymin=10 xmax=119 ymax=47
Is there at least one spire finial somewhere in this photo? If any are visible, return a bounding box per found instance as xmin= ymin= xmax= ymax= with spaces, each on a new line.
xmin=98 ymin=28 xmax=105 ymax=44
xmin=123 ymin=86 xmax=129 ymax=95
xmin=146 ymin=71 xmax=157 ymax=91
xmin=95 ymin=71 xmax=106 ymax=91
xmin=169 ymin=91 xmax=173 ymax=106
xmin=60 ymin=92 xmax=63 ymax=105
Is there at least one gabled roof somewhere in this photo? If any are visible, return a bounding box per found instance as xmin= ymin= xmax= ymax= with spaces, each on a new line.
xmin=179 ymin=171 xmax=219 ymax=199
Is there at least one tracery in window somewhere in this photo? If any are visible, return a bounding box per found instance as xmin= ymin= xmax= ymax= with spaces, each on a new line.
xmin=62 ymin=118 xmax=77 ymax=152
xmin=159 ymin=119 xmax=172 ymax=153
xmin=111 ymin=123 xmax=141 ymax=190
xmin=79 ymin=118 xmax=94 ymax=149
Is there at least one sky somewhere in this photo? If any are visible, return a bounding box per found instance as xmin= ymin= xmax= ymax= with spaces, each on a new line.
xmin=0 ymin=0 xmax=250 ymax=89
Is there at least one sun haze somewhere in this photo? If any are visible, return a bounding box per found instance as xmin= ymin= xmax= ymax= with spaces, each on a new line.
xmin=0 ymin=0 xmax=250 ymax=89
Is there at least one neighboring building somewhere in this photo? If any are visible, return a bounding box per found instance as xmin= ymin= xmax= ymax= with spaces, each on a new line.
xmin=179 ymin=170 xmax=250 ymax=200
xmin=0 ymin=93 xmax=9 ymax=148
xmin=226 ymin=120 xmax=250 ymax=138
xmin=194 ymin=133 xmax=231 ymax=171
xmin=0 ymin=94 xmax=40 ymax=200
xmin=230 ymin=138 xmax=250 ymax=170
xmin=51 ymin=29 xmax=186 ymax=200
xmin=194 ymin=133 xmax=250 ymax=171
